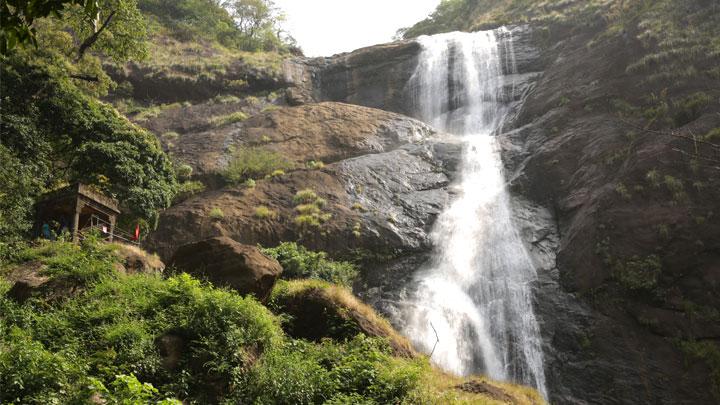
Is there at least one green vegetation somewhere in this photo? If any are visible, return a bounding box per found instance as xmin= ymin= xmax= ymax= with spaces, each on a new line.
xmin=614 ymin=255 xmax=662 ymax=292
xmin=292 ymin=189 xmax=332 ymax=231
xmin=173 ymin=180 xmax=205 ymax=203
xmin=223 ymin=146 xmax=292 ymax=184
xmin=306 ymin=160 xmax=325 ymax=170
xmin=262 ymin=242 xmax=358 ymax=287
xmin=254 ymin=205 xmax=277 ymax=219
xmin=208 ymin=207 xmax=224 ymax=220
xmin=677 ymin=339 xmax=720 ymax=398
xmin=209 ymin=111 xmax=249 ymax=127
xmin=140 ymin=0 xmax=295 ymax=52
xmin=0 ymin=55 xmax=177 ymax=237
xmin=0 ymin=239 xmax=541 ymax=404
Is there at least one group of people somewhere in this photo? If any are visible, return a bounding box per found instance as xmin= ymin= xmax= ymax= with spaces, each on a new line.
xmin=40 ymin=218 xmax=71 ymax=240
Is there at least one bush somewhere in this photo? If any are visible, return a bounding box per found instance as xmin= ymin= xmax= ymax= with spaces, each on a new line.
xmin=262 ymin=242 xmax=358 ymax=287
xmin=293 ymin=189 xmax=319 ymax=204
xmin=208 ymin=207 xmax=224 ymax=220
xmin=173 ymin=180 xmax=205 ymax=203
xmin=0 ymin=144 xmax=42 ymax=241
xmin=175 ymin=163 xmax=193 ymax=181
xmin=237 ymin=335 xmax=425 ymax=404
xmin=614 ymin=255 xmax=662 ymax=292
xmin=223 ymin=147 xmax=291 ymax=184
xmin=254 ymin=205 xmax=277 ymax=219
xmin=209 ymin=111 xmax=249 ymax=127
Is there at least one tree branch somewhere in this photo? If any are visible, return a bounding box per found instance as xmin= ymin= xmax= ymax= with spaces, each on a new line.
xmin=76 ymin=10 xmax=116 ymax=61
xmin=69 ymin=74 xmax=99 ymax=82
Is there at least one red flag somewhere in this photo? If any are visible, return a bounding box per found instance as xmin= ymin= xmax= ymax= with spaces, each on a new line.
xmin=133 ymin=223 xmax=140 ymax=241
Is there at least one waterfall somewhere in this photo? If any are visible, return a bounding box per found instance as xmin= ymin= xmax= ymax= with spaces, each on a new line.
xmin=401 ymin=29 xmax=548 ymax=398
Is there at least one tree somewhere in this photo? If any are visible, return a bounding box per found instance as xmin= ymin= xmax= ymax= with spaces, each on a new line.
xmin=225 ymin=0 xmax=285 ymax=51
xmin=1 ymin=0 xmax=147 ymax=62
xmin=1 ymin=0 xmax=97 ymax=54
xmin=0 ymin=55 xmax=177 ymax=230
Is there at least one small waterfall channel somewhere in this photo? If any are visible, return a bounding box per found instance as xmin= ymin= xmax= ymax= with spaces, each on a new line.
xmin=401 ymin=29 xmax=547 ymax=398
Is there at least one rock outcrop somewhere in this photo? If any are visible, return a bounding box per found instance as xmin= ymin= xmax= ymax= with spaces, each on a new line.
xmin=269 ymin=280 xmax=416 ymax=358
xmin=166 ymin=101 xmax=435 ymax=183
xmin=283 ymin=40 xmax=422 ymax=114
xmin=169 ymin=237 xmax=282 ymax=301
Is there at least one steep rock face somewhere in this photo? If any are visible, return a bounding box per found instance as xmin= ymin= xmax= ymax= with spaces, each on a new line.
xmin=501 ymin=22 xmax=720 ymax=405
xmin=285 ymin=23 xmax=719 ymax=404
xmin=166 ymin=102 xmax=435 ymax=184
xmin=283 ymin=41 xmax=421 ymax=114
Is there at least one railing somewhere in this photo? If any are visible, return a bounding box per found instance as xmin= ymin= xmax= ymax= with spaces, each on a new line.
xmin=78 ymin=215 xmax=140 ymax=246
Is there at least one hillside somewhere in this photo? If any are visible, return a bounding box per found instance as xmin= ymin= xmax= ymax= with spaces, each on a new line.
xmin=2 ymin=0 xmax=718 ymax=403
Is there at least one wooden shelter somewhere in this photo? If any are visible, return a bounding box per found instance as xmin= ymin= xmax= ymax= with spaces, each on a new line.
xmin=35 ymin=183 xmax=121 ymax=243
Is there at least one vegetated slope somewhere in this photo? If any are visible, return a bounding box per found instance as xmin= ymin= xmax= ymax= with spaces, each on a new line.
xmin=0 ymin=239 xmax=545 ymax=404
xmin=406 ymin=0 xmax=720 ymax=403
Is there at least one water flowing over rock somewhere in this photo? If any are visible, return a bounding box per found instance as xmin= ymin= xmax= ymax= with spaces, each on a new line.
xmin=397 ymin=29 xmax=548 ymax=398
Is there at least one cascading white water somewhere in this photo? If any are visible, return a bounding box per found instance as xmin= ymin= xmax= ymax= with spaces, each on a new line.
xmin=401 ymin=29 xmax=548 ymax=398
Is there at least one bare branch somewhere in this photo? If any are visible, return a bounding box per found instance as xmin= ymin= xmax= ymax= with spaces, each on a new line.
xmin=429 ymin=321 xmax=440 ymax=358
xmin=76 ymin=10 xmax=116 ymax=61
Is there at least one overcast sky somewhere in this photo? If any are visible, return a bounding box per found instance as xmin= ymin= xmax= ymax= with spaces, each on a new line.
xmin=274 ymin=0 xmax=442 ymax=57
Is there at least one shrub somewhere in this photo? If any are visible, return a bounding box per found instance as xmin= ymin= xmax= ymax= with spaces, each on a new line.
xmin=223 ymin=147 xmax=291 ymax=184
xmin=237 ymin=335 xmax=425 ymax=404
xmin=293 ymin=189 xmax=319 ymax=204
xmin=664 ymin=175 xmax=687 ymax=202
xmin=173 ymin=181 xmax=205 ymax=203
xmin=306 ymin=160 xmax=325 ymax=170
xmin=614 ymin=255 xmax=662 ymax=291
xmin=208 ymin=207 xmax=224 ymax=220
xmin=175 ymin=163 xmax=193 ymax=181
xmin=209 ymin=111 xmax=249 ymax=127
xmin=673 ymin=92 xmax=711 ymax=127
xmin=254 ymin=206 xmax=276 ymax=219
xmin=262 ymin=242 xmax=358 ymax=287
xmin=646 ymin=169 xmax=662 ymax=188
xmin=266 ymin=169 xmax=285 ymax=178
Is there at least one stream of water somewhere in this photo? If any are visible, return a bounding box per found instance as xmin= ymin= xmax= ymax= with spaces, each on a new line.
xmin=401 ymin=29 xmax=548 ymax=398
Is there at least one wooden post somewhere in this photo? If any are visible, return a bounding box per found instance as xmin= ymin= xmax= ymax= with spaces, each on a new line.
xmin=108 ymin=216 xmax=116 ymax=242
xmin=72 ymin=201 xmax=82 ymax=243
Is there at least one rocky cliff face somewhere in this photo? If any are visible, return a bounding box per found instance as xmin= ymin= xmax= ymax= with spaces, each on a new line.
xmin=138 ymin=18 xmax=719 ymax=405
xmin=282 ymin=23 xmax=719 ymax=405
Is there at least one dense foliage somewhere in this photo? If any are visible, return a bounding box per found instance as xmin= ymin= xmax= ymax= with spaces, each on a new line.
xmin=139 ymin=0 xmax=293 ymax=52
xmin=0 ymin=0 xmax=97 ymax=53
xmin=0 ymin=239 xmax=483 ymax=404
xmin=0 ymin=54 xmax=177 ymax=236
xmin=262 ymin=242 xmax=359 ymax=287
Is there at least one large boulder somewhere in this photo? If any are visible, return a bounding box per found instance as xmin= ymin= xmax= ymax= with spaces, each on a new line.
xmin=169 ymin=237 xmax=282 ymax=301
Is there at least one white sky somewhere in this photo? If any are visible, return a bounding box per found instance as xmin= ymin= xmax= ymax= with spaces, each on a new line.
xmin=274 ymin=0 xmax=442 ymax=57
